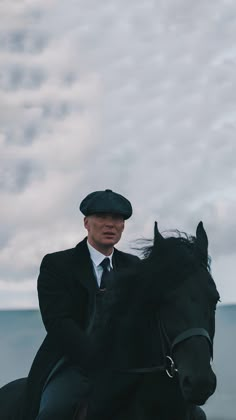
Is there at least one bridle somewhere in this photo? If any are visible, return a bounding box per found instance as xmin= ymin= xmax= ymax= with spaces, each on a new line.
xmin=118 ymin=260 xmax=214 ymax=379
xmin=160 ymin=316 xmax=213 ymax=378
xmin=118 ymin=313 xmax=213 ymax=379
xmin=88 ymin=258 xmax=214 ymax=380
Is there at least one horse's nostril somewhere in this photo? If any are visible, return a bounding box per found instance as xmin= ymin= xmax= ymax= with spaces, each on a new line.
xmin=182 ymin=372 xmax=216 ymax=402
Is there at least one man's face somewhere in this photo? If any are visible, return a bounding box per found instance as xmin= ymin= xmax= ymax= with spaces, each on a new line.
xmin=84 ymin=213 xmax=125 ymax=252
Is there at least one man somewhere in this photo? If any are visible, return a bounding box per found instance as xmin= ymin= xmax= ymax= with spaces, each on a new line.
xmin=23 ymin=189 xmax=139 ymax=420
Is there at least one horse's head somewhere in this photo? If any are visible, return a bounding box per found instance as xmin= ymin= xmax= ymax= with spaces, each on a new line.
xmin=90 ymin=221 xmax=219 ymax=414
xmin=151 ymin=221 xmax=219 ymax=405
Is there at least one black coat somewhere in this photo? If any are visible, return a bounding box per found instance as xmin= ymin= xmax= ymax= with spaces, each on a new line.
xmin=23 ymin=237 xmax=139 ymax=420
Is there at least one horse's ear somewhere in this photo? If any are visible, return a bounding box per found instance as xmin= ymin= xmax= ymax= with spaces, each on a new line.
xmin=154 ymin=221 xmax=165 ymax=248
xmin=196 ymin=221 xmax=208 ymax=262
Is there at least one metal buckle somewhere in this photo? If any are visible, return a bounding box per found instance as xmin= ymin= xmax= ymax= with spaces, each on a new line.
xmin=165 ymin=356 xmax=178 ymax=378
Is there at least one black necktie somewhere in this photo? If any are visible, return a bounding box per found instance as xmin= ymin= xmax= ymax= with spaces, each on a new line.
xmin=100 ymin=258 xmax=112 ymax=290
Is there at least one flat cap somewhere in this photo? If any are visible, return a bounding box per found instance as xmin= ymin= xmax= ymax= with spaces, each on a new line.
xmin=80 ymin=189 xmax=132 ymax=219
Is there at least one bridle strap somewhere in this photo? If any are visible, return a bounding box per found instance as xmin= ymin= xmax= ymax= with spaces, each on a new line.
xmin=117 ymin=365 xmax=166 ymax=374
xmin=116 ymin=327 xmax=213 ymax=376
xmin=171 ymin=328 xmax=213 ymax=359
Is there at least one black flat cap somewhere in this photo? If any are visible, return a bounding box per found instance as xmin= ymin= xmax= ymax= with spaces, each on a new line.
xmin=80 ymin=189 xmax=132 ymax=219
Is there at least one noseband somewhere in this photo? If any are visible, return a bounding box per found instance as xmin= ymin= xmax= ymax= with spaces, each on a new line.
xmin=119 ymin=316 xmax=213 ymax=379
xmin=161 ymin=320 xmax=213 ymax=378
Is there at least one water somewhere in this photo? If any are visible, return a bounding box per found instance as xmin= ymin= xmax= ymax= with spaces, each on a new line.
xmin=0 ymin=306 xmax=235 ymax=419
xmin=0 ymin=310 xmax=45 ymax=386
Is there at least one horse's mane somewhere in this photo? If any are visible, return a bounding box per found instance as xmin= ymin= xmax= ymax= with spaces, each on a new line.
xmin=138 ymin=230 xmax=196 ymax=259
xmin=112 ymin=230 xmax=206 ymax=308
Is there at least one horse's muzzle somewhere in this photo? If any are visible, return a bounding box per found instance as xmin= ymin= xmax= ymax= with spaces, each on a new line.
xmin=181 ymin=368 xmax=217 ymax=405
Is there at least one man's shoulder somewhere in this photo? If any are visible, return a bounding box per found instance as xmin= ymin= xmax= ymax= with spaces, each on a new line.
xmin=41 ymin=238 xmax=87 ymax=265
xmin=45 ymin=247 xmax=74 ymax=259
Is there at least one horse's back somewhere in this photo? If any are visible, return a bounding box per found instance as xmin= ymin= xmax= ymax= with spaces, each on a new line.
xmin=0 ymin=378 xmax=26 ymax=420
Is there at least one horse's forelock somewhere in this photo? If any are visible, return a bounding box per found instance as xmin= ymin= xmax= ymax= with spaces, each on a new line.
xmin=134 ymin=230 xmax=196 ymax=260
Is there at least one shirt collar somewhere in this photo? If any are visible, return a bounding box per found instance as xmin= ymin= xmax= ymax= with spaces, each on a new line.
xmin=87 ymin=240 xmax=114 ymax=268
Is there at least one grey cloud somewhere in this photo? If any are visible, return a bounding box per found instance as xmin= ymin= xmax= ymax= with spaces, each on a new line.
xmin=0 ymin=0 xmax=236 ymax=309
xmin=0 ymin=229 xmax=11 ymax=251
xmin=5 ymin=128 xmax=36 ymax=146
xmin=41 ymin=102 xmax=79 ymax=119
xmin=2 ymin=99 xmax=84 ymax=145
xmin=23 ymin=124 xmax=39 ymax=143
xmin=0 ymin=65 xmax=46 ymax=91
xmin=63 ymin=72 xmax=79 ymax=86
xmin=3 ymin=101 xmax=86 ymax=145
xmin=0 ymin=29 xmax=47 ymax=54
xmin=0 ymin=160 xmax=43 ymax=193
xmin=5 ymin=125 xmax=40 ymax=146
xmin=0 ymin=266 xmax=38 ymax=282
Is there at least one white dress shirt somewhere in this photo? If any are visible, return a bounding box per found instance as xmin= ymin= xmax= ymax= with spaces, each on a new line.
xmin=87 ymin=240 xmax=113 ymax=287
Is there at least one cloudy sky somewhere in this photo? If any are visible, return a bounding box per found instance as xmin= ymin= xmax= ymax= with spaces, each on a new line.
xmin=0 ymin=0 xmax=236 ymax=309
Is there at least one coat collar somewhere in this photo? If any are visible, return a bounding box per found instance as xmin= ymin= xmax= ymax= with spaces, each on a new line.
xmin=74 ymin=238 xmax=98 ymax=292
xmin=87 ymin=240 xmax=114 ymax=269
xmin=73 ymin=237 xmax=128 ymax=292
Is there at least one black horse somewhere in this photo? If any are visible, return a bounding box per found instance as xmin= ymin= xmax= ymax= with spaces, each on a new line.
xmin=0 ymin=222 xmax=219 ymax=420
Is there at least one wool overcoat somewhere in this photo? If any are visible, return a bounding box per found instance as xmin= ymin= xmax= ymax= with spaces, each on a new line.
xmin=22 ymin=237 xmax=139 ymax=420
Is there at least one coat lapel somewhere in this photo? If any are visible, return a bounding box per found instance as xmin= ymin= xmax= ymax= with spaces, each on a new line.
xmin=74 ymin=238 xmax=98 ymax=292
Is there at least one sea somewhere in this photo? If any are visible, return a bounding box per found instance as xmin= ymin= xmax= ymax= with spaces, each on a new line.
xmin=0 ymin=305 xmax=235 ymax=420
